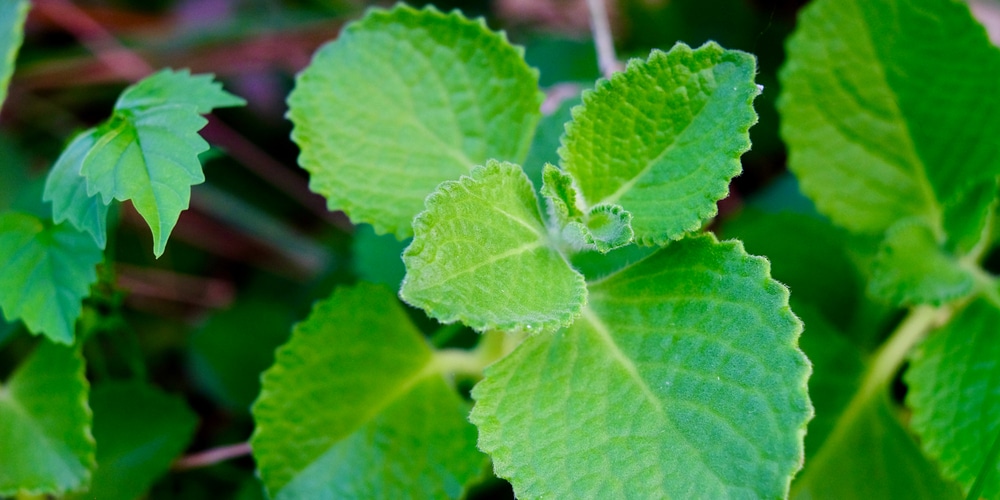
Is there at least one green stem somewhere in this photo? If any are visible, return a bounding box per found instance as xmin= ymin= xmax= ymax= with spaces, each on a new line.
xmin=857 ymin=305 xmax=944 ymax=403
xmin=432 ymin=330 xmax=522 ymax=379
xmin=967 ymin=426 xmax=1000 ymax=500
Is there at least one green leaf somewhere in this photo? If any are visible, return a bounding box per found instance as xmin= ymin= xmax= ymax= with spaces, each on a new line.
xmin=251 ymin=283 xmax=483 ymax=499
xmin=576 ymin=203 xmax=634 ymax=253
xmin=0 ymin=0 xmax=28 ymax=109
xmin=45 ymin=69 xmax=244 ymax=257
xmin=868 ymin=219 xmax=975 ymax=306
xmin=471 ymin=235 xmax=811 ymax=498
xmin=560 ymin=42 xmax=759 ymax=245
xmin=0 ymin=212 xmax=103 ymax=344
xmin=288 ymin=4 xmax=542 ymax=238
xmin=400 ymin=161 xmax=586 ymax=333
xmin=540 ymin=163 xmax=583 ymax=226
xmin=523 ymin=97 xmax=580 ymax=190
xmin=778 ymin=0 xmax=1000 ymax=237
xmin=541 ymin=165 xmax=633 ymax=253
xmin=905 ymin=298 xmax=1000 ymax=498
xmin=43 ymin=131 xmax=110 ymax=248
xmin=791 ymin=392 xmax=962 ymax=499
xmin=0 ymin=340 xmax=94 ymax=496
xmin=70 ymin=381 xmax=197 ymax=500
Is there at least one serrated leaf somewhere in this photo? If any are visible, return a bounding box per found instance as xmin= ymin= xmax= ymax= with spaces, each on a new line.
xmin=471 ymin=235 xmax=811 ymax=498
xmin=540 ymin=163 xmax=583 ymax=225
xmin=70 ymin=381 xmax=197 ymax=500
xmin=560 ymin=42 xmax=759 ymax=245
xmin=0 ymin=212 xmax=103 ymax=344
xmin=43 ymin=131 xmax=110 ymax=248
xmin=868 ymin=219 xmax=975 ymax=306
xmin=578 ymin=203 xmax=633 ymax=253
xmin=791 ymin=391 xmax=962 ymax=499
xmin=288 ymin=4 xmax=542 ymax=238
xmin=0 ymin=340 xmax=94 ymax=496
xmin=778 ymin=0 xmax=1000 ymax=238
xmin=251 ymin=283 xmax=483 ymax=499
xmin=44 ymin=69 xmax=243 ymax=257
xmin=400 ymin=161 xmax=586 ymax=333
xmin=0 ymin=0 xmax=28 ymax=109
xmin=905 ymin=298 xmax=1000 ymax=498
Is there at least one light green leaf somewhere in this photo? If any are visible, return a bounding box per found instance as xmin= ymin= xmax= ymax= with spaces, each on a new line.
xmin=288 ymin=4 xmax=542 ymax=238
xmin=70 ymin=381 xmax=197 ymax=500
xmin=906 ymin=298 xmax=1000 ymax=498
xmin=0 ymin=212 xmax=103 ymax=344
xmin=868 ymin=219 xmax=975 ymax=306
xmin=400 ymin=161 xmax=586 ymax=333
xmin=778 ymin=0 xmax=1000 ymax=237
xmin=541 ymin=165 xmax=633 ymax=253
xmin=43 ymin=131 xmax=109 ymax=248
xmin=251 ymin=283 xmax=483 ymax=499
xmin=48 ymin=69 xmax=244 ymax=257
xmin=540 ymin=163 xmax=583 ymax=226
xmin=576 ymin=203 xmax=633 ymax=253
xmin=471 ymin=235 xmax=811 ymax=498
xmin=0 ymin=0 xmax=27 ymax=109
xmin=560 ymin=43 xmax=759 ymax=245
xmin=0 ymin=340 xmax=94 ymax=496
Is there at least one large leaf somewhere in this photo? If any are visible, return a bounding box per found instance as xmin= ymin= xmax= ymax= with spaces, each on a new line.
xmin=43 ymin=69 xmax=244 ymax=256
xmin=288 ymin=4 xmax=542 ymax=238
xmin=0 ymin=341 xmax=94 ymax=496
xmin=0 ymin=0 xmax=28 ymax=108
xmin=71 ymin=381 xmax=197 ymax=500
xmin=471 ymin=235 xmax=811 ymax=498
xmin=400 ymin=161 xmax=586 ymax=333
xmin=251 ymin=283 xmax=483 ymax=499
xmin=0 ymin=212 xmax=103 ymax=344
xmin=906 ymin=298 xmax=1000 ymax=498
xmin=560 ymin=42 xmax=759 ymax=245
xmin=778 ymin=0 xmax=1000 ymax=239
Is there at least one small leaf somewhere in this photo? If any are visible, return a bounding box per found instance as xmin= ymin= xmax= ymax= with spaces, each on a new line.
xmin=251 ymin=283 xmax=483 ymax=499
xmin=0 ymin=212 xmax=103 ymax=344
xmin=540 ymin=163 xmax=583 ymax=225
xmin=560 ymin=42 xmax=759 ymax=245
xmin=868 ymin=219 xmax=974 ymax=306
xmin=288 ymin=4 xmax=542 ymax=238
xmin=400 ymin=161 xmax=586 ymax=333
xmin=69 ymin=381 xmax=198 ymax=500
xmin=43 ymin=131 xmax=109 ymax=248
xmin=0 ymin=340 xmax=95 ymax=496
xmin=471 ymin=235 xmax=811 ymax=498
xmin=0 ymin=0 xmax=28 ymax=108
xmin=778 ymin=0 xmax=1000 ymax=236
xmin=579 ymin=203 xmax=633 ymax=253
xmin=906 ymin=298 xmax=1000 ymax=498
xmin=115 ymin=68 xmax=245 ymax=113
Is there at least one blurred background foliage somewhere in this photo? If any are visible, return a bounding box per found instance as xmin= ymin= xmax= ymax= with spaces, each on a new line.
xmin=1 ymin=0 xmax=998 ymax=498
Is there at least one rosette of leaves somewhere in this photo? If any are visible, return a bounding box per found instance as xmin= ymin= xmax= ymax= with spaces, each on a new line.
xmin=779 ymin=0 xmax=1000 ymax=496
xmin=257 ymin=4 xmax=811 ymax=499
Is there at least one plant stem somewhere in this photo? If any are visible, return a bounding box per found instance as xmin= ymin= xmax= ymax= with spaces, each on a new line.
xmin=172 ymin=442 xmax=252 ymax=471
xmin=585 ymin=0 xmax=621 ymax=79
xmin=857 ymin=305 xmax=945 ymax=403
xmin=432 ymin=330 xmax=522 ymax=379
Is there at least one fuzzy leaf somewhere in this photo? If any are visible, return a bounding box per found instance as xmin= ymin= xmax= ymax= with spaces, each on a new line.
xmin=45 ymin=69 xmax=244 ymax=257
xmin=906 ymin=298 xmax=1000 ymax=498
xmin=778 ymin=0 xmax=1000 ymax=238
xmin=578 ymin=203 xmax=633 ymax=253
xmin=0 ymin=213 xmax=102 ymax=344
xmin=0 ymin=0 xmax=28 ymax=108
xmin=541 ymin=163 xmax=583 ymax=225
xmin=401 ymin=161 xmax=585 ymax=332
xmin=288 ymin=4 xmax=542 ymax=238
xmin=868 ymin=219 xmax=975 ymax=306
xmin=71 ymin=381 xmax=197 ymax=500
xmin=560 ymin=42 xmax=759 ymax=245
xmin=251 ymin=284 xmax=483 ymax=499
xmin=0 ymin=341 xmax=94 ymax=496
xmin=471 ymin=235 xmax=811 ymax=498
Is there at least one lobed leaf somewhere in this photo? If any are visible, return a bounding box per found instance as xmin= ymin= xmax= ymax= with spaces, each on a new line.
xmin=400 ymin=161 xmax=586 ymax=333
xmin=471 ymin=235 xmax=811 ymax=498
xmin=288 ymin=4 xmax=542 ymax=238
xmin=905 ymin=298 xmax=1000 ymax=498
xmin=0 ymin=0 xmax=28 ymax=109
xmin=71 ymin=381 xmax=197 ymax=500
xmin=778 ymin=0 xmax=1000 ymax=239
xmin=0 ymin=212 xmax=103 ymax=344
xmin=251 ymin=283 xmax=483 ymax=499
xmin=868 ymin=219 xmax=975 ymax=306
xmin=0 ymin=340 xmax=94 ymax=496
xmin=560 ymin=42 xmax=759 ymax=245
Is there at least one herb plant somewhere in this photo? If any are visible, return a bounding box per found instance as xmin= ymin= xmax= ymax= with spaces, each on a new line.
xmin=0 ymin=0 xmax=997 ymax=498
